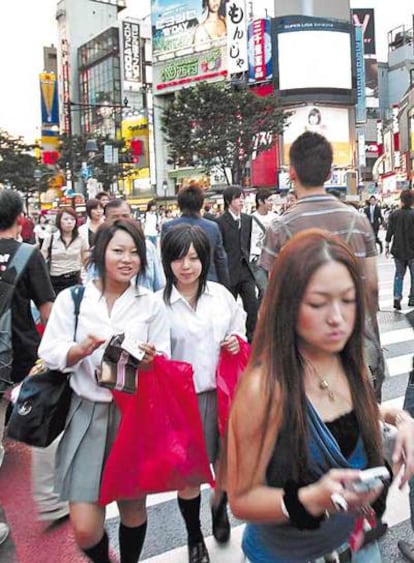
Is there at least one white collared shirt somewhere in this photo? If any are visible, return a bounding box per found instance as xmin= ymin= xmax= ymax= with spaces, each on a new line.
xmin=39 ymin=280 xmax=171 ymax=402
xmin=157 ymin=281 xmax=246 ymax=393
xmin=228 ymin=209 xmax=241 ymax=223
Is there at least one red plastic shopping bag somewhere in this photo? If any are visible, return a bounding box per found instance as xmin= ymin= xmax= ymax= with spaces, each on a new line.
xmin=99 ymin=355 xmax=214 ymax=505
xmin=216 ymin=337 xmax=251 ymax=436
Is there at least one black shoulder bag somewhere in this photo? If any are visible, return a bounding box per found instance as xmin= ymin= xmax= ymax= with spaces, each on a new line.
xmin=7 ymin=285 xmax=85 ymax=447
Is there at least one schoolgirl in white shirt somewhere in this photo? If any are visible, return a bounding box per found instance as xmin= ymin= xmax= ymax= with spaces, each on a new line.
xmin=39 ymin=219 xmax=170 ymax=563
xmin=159 ymin=224 xmax=246 ymax=563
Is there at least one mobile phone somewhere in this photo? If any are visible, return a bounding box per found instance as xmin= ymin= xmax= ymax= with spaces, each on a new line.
xmin=348 ymin=466 xmax=390 ymax=494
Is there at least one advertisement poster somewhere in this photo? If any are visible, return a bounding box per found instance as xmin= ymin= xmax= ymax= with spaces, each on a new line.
xmin=151 ymin=0 xmax=227 ymax=58
xmin=154 ymin=46 xmax=227 ymax=92
xmin=282 ymin=105 xmax=351 ymax=166
xmin=248 ymin=18 xmax=272 ymax=83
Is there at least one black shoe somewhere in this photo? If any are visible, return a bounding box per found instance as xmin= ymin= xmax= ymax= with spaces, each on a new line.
xmin=188 ymin=539 xmax=210 ymax=563
xmin=361 ymin=520 xmax=388 ymax=547
xmin=398 ymin=540 xmax=414 ymax=562
xmin=394 ymin=299 xmax=402 ymax=310
xmin=409 ymin=299 xmax=414 ymax=307
xmin=211 ymin=494 xmax=230 ymax=544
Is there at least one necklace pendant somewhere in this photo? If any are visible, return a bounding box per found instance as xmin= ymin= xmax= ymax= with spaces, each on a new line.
xmin=319 ymin=379 xmax=329 ymax=390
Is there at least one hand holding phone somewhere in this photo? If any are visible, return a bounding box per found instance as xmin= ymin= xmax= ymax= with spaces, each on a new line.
xmin=347 ymin=466 xmax=390 ymax=494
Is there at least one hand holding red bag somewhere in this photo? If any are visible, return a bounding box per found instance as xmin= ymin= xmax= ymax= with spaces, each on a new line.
xmin=216 ymin=336 xmax=251 ymax=436
xmin=99 ymin=355 xmax=214 ymax=505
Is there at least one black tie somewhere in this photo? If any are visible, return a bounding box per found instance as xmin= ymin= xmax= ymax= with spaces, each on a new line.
xmin=235 ymin=217 xmax=241 ymax=229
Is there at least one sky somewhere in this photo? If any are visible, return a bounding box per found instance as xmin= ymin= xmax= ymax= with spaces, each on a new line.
xmin=0 ymin=0 xmax=412 ymax=143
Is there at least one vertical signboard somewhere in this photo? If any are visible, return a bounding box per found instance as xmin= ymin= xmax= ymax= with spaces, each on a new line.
xmin=250 ymin=84 xmax=278 ymax=187
xmin=122 ymin=21 xmax=141 ymax=84
xmin=247 ymin=19 xmax=272 ymax=83
xmin=61 ymin=38 xmax=71 ymax=135
xmin=355 ymin=26 xmax=366 ymax=123
xmin=40 ymin=73 xmax=59 ymax=126
xmin=226 ymin=0 xmax=248 ymax=75
xmin=351 ymin=9 xmax=376 ymax=55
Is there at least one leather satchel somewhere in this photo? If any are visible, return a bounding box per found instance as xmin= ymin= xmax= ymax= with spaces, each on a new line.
xmin=7 ymin=285 xmax=85 ymax=447
xmin=95 ymin=334 xmax=142 ymax=394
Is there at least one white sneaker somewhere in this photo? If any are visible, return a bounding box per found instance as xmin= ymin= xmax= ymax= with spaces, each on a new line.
xmin=0 ymin=522 xmax=9 ymax=545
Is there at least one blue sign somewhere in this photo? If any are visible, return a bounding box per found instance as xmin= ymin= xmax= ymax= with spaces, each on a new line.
xmin=355 ymin=25 xmax=366 ymax=123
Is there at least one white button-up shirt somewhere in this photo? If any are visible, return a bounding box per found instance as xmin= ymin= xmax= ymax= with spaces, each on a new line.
xmin=157 ymin=282 xmax=246 ymax=393
xmin=39 ymin=281 xmax=171 ymax=402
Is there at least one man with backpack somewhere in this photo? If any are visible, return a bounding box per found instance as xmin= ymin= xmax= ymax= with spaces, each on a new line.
xmin=0 ymin=190 xmax=65 ymax=525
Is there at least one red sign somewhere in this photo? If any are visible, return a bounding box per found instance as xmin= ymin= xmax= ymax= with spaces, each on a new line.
xmin=250 ymin=84 xmax=278 ymax=187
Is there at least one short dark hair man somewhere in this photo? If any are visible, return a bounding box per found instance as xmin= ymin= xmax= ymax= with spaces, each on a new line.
xmin=216 ymin=186 xmax=258 ymax=341
xmin=161 ymin=183 xmax=230 ymax=287
xmin=385 ymin=189 xmax=414 ymax=310
xmin=0 ymin=191 xmax=66 ymax=523
xmin=364 ymin=195 xmax=383 ymax=254
xmin=259 ymin=132 xmax=382 ymax=392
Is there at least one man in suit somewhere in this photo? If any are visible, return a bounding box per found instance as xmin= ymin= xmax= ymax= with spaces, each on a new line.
xmin=161 ymin=183 xmax=230 ymax=287
xmin=216 ymin=186 xmax=258 ymax=341
xmin=364 ymin=195 xmax=383 ymax=253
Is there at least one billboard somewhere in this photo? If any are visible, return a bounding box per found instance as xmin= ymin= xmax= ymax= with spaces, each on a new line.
xmin=154 ymin=46 xmax=227 ymax=93
xmin=282 ymin=106 xmax=351 ymax=166
xmin=276 ymin=16 xmax=352 ymax=92
xmin=248 ymin=18 xmax=272 ymax=83
xmin=151 ymin=0 xmax=227 ymax=59
xmin=351 ymin=9 xmax=376 ymax=55
xmin=226 ymin=0 xmax=248 ymax=74
xmin=122 ymin=21 xmax=141 ymax=84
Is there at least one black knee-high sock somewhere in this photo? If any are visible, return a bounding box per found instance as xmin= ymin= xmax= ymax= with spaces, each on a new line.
xmin=81 ymin=531 xmax=111 ymax=563
xmin=119 ymin=521 xmax=147 ymax=563
xmin=177 ymin=495 xmax=203 ymax=545
xmin=213 ymin=491 xmax=228 ymax=512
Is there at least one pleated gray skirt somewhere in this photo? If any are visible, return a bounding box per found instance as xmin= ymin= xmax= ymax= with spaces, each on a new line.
xmin=197 ymin=390 xmax=219 ymax=464
xmin=55 ymin=394 xmax=121 ymax=503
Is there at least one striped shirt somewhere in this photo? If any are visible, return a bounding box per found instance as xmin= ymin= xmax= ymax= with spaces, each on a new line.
xmin=259 ymin=194 xmax=377 ymax=273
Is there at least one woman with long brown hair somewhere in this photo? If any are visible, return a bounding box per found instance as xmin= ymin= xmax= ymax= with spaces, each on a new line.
xmin=227 ymin=229 xmax=414 ymax=563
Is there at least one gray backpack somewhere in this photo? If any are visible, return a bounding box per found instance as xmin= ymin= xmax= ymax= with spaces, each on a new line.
xmin=0 ymin=243 xmax=36 ymax=393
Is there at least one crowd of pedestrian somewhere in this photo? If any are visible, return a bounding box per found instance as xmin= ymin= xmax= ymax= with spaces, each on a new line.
xmin=1 ymin=131 xmax=414 ymax=563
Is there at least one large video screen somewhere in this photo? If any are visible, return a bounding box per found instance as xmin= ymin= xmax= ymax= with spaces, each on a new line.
xmin=276 ymin=16 xmax=353 ymax=92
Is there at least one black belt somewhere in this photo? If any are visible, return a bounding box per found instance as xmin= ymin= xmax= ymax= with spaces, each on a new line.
xmin=311 ymin=546 xmax=352 ymax=563
xmin=50 ymin=271 xmax=80 ymax=280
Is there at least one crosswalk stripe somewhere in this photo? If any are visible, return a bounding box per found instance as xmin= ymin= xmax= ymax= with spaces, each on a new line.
xmin=386 ymin=354 xmax=413 ymax=378
xmin=381 ymin=328 xmax=413 ymax=346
